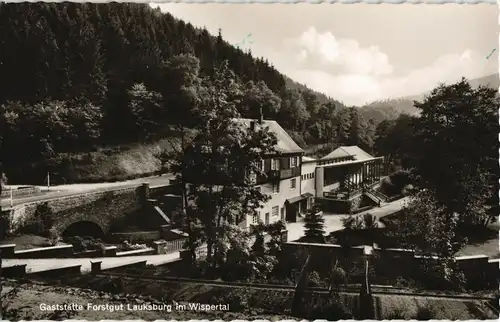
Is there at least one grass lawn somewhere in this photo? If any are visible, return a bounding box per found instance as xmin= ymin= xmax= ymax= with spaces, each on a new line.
xmin=459 ymin=236 xmax=499 ymax=259
xmin=381 ymin=214 xmax=499 ymax=259
xmin=456 ymin=224 xmax=499 ymax=259
xmin=1 ymin=279 xmax=293 ymax=321
xmin=374 ymin=294 xmax=498 ymax=319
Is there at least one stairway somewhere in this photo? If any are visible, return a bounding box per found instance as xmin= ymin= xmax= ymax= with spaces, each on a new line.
xmin=146 ymin=197 xmax=176 ymax=226
xmin=362 ymin=184 xmax=387 ymax=205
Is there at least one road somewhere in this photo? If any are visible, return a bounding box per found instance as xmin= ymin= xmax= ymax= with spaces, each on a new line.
xmin=1 ymin=174 xmax=174 ymax=209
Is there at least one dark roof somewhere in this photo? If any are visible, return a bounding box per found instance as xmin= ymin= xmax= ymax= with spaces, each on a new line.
xmin=234 ymin=118 xmax=304 ymax=154
xmin=302 ymin=192 xmax=314 ymax=199
xmin=286 ymin=193 xmax=313 ymax=204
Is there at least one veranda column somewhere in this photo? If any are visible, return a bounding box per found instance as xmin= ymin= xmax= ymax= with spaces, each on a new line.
xmin=315 ymin=167 xmax=324 ymax=198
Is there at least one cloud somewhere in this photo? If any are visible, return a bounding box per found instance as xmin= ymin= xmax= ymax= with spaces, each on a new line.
xmin=273 ymin=27 xmax=491 ymax=106
xmin=284 ymin=27 xmax=394 ymax=77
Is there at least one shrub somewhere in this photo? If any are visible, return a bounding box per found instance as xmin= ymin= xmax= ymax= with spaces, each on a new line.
xmin=121 ymin=240 xmax=148 ymax=251
xmin=307 ymin=271 xmax=323 ymax=287
xmin=385 ymin=306 xmax=410 ymax=319
xmin=414 ymin=303 xmax=438 ymax=320
xmin=402 ymin=184 xmax=414 ymax=195
xmin=308 ymin=297 xmax=352 ymax=320
xmin=48 ymin=226 xmax=60 ymax=246
xmin=379 ymin=177 xmax=395 ymax=196
xmin=380 ymin=170 xmax=413 ymax=196
xmin=21 ymin=202 xmax=55 ymax=237
xmin=64 ymin=236 xmax=105 ymax=252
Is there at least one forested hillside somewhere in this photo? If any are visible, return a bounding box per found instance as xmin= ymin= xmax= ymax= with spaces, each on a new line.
xmin=362 ymin=73 xmax=499 ymax=117
xmin=0 ymin=3 xmax=391 ymax=184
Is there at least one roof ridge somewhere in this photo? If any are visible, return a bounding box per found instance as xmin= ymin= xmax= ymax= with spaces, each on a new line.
xmin=339 ymin=146 xmax=353 ymax=156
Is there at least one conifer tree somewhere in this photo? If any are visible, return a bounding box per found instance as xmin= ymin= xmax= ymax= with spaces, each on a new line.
xmin=303 ymin=205 xmax=326 ymax=243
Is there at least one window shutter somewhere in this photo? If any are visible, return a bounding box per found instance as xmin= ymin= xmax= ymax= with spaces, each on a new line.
xmin=281 ymin=157 xmax=289 ymax=169
xmin=264 ymin=159 xmax=271 ymax=171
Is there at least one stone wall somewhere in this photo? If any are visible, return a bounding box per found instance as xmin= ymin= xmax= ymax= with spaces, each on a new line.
xmin=315 ymin=198 xmax=350 ymax=213
xmin=5 ymin=184 xmax=150 ymax=236
xmin=283 ymin=241 xmax=499 ymax=287
xmin=1 ymin=186 xmax=40 ymax=198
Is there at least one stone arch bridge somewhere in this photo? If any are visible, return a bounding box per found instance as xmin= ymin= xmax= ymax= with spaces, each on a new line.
xmin=3 ymin=183 xmax=177 ymax=237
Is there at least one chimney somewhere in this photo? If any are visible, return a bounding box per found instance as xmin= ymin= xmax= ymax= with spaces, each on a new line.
xmin=259 ymin=106 xmax=263 ymax=124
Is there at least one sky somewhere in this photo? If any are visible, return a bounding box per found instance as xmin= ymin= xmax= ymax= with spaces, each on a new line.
xmin=152 ymin=3 xmax=498 ymax=106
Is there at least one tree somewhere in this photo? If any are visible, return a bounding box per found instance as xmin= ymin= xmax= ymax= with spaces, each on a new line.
xmin=163 ymin=60 xmax=278 ymax=273
xmin=413 ymin=78 xmax=499 ymax=226
xmin=374 ymin=114 xmax=417 ymax=169
xmin=160 ymin=53 xmax=203 ymax=128
xmin=127 ymin=83 xmax=164 ymax=139
xmin=279 ymin=88 xmax=309 ymax=131
xmin=327 ymin=259 xmax=348 ymax=294
xmin=0 ymin=172 xmax=7 ymax=190
xmin=346 ymin=107 xmax=375 ymax=152
xmin=240 ymin=80 xmax=281 ymax=119
xmin=303 ymin=206 xmax=326 ymax=243
xmin=386 ymin=190 xmax=467 ymax=289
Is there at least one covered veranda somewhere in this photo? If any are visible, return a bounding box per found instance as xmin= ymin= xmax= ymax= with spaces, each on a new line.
xmin=315 ymin=156 xmax=385 ymax=200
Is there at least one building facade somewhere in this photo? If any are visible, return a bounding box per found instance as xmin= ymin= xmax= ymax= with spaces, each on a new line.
xmin=239 ymin=118 xmax=305 ymax=228
xmin=180 ymin=115 xmax=385 ymax=230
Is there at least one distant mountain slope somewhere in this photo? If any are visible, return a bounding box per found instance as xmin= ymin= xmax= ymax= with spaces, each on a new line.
xmin=468 ymin=73 xmax=500 ymax=89
xmin=284 ymin=75 xmax=345 ymax=107
xmin=361 ymin=73 xmax=499 ymax=118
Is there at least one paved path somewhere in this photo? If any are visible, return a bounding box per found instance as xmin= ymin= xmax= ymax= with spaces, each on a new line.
xmin=1 ymin=174 xmax=174 ymax=209
xmin=2 ymin=252 xmax=180 ymax=274
xmin=286 ymin=197 xmax=410 ymax=242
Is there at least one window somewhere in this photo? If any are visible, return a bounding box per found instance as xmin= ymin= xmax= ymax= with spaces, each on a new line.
xmin=290 ymin=156 xmax=297 ymax=167
xmin=272 ymin=206 xmax=279 ymax=217
xmin=301 ymin=175 xmax=305 ymax=181
xmin=312 ymin=172 xmax=315 ymax=179
xmin=271 ymin=158 xmax=280 ymax=170
xmin=272 ymin=183 xmax=280 ymax=194
xmin=290 ymin=178 xmax=296 ymax=190
xmin=259 ymin=160 xmax=265 ymax=171
xmin=252 ymin=212 xmax=260 ymax=224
